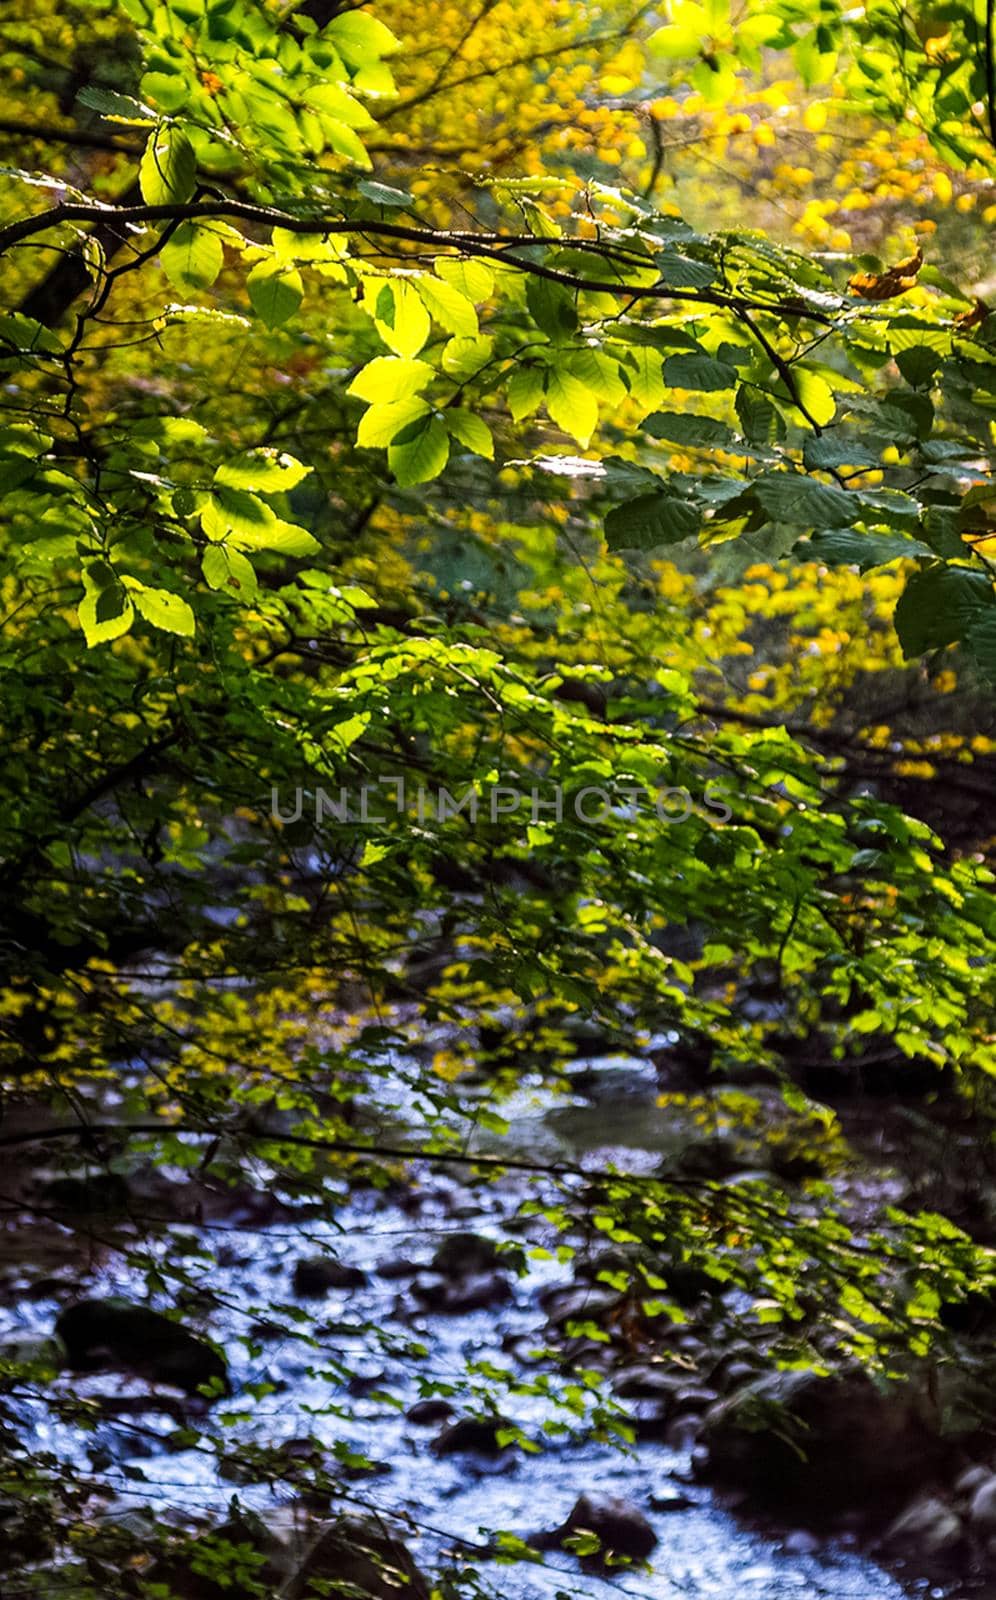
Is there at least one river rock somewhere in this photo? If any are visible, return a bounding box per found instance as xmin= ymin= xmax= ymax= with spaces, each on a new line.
xmin=614 ymin=1364 xmax=687 ymax=1399
xmin=699 ymin=1369 xmax=940 ymax=1508
xmin=376 ymin=1257 xmax=420 ymax=1279
xmin=411 ymin=1270 xmax=511 ymax=1313
xmin=406 ymin=1398 xmax=455 ymax=1425
xmin=537 ymin=1493 xmax=657 ymax=1565
xmin=783 ymin=1530 xmax=820 ymax=1555
xmin=968 ymin=1475 xmax=996 ymax=1536
xmin=55 ymin=1299 xmax=229 ymax=1398
xmin=284 ymin=1514 xmax=429 ymax=1600
xmin=292 ymin=1256 xmax=367 ymax=1295
xmin=429 ymin=1232 xmax=504 ymax=1276
xmin=881 ymin=1495 xmax=963 ymax=1557
xmin=541 ymin=1283 xmax=621 ymax=1328
xmin=648 ymin=1487 xmax=697 ymax=1512
xmin=431 ymin=1416 xmax=515 ymax=1455
xmin=670 ymin=1134 xmax=752 ymax=1180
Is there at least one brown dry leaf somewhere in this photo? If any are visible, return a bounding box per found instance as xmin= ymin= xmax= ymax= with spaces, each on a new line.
xmin=848 ymin=247 xmax=924 ymax=300
xmin=955 ymin=297 xmax=990 ymax=331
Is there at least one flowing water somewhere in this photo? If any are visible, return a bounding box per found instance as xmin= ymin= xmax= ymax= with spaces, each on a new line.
xmin=0 ymin=1055 xmax=950 ymax=1600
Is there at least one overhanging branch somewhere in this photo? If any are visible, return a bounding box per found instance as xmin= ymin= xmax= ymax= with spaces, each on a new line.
xmin=0 ymin=197 xmax=837 ymax=328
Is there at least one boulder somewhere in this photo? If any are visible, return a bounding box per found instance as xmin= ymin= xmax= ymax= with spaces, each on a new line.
xmin=535 ymin=1493 xmax=657 ymax=1566
xmin=55 ymin=1299 xmax=229 ymax=1398
xmin=283 ymin=1514 xmax=429 ymax=1600
xmin=699 ymin=1369 xmax=942 ymax=1510
xmin=293 ymin=1256 xmax=367 ymax=1296
xmin=881 ymin=1495 xmax=963 ymax=1557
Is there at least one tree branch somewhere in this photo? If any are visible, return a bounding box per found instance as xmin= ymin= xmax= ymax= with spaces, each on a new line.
xmin=0 ymin=117 xmax=142 ymax=155
xmin=0 ymin=198 xmax=836 ymax=326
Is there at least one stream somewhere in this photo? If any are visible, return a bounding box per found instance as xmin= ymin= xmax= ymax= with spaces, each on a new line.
xmin=0 ymin=1052 xmax=953 ymax=1600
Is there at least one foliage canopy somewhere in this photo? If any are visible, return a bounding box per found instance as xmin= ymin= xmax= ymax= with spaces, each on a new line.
xmin=1 ymin=0 xmax=996 ymax=1590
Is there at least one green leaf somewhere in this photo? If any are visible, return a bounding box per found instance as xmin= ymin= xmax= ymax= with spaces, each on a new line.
xmin=322 ymin=117 xmax=372 ymax=168
xmin=200 ymin=487 xmax=276 ymax=543
xmin=140 ymin=70 xmax=189 ymax=114
xmin=328 ymin=10 xmax=400 ymax=66
xmin=202 ymin=544 xmax=258 ymax=598
xmin=508 ymin=366 xmax=545 ymax=422
xmin=526 ymin=276 xmax=578 ymax=342
xmin=357 ymin=180 xmax=415 ymax=208
xmin=792 ymin=368 xmax=837 ymax=426
xmin=214 ymin=451 xmax=311 ymax=493
xmin=803 ymin=434 xmax=879 ymax=470
xmin=357 ymin=398 xmax=432 ymax=448
xmin=201 ymin=545 xmax=228 ymax=590
xmin=657 ymin=250 xmax=716 ymax=289
xmin=305 ymin=82 xmax=375 ymax=131
xmin=233 ymin=518 xmax=321 ymax=557
xmin=736 ymin=384 xmax=783 ymax=443
xmin=625 ymin=348 xmax=666 ymax=415
xmin=648 ymin=22 xmax=702 ymax=58
xmin=802 ymin=530 xmax=933 ymax=571
xmin=160 ymin=223 xmax=224 ymax=291
xmin=965 ymin=613 xmax=996 ymax=683
xmin=664 ymin=352 xmax=737 ymax=391
xmin=436 ymin=258 xmax=494 ymax=302
xmin=895 ymin=345 xmax=942 ymax=389
xmin=128 ymin=583 xmax=196 ymax=636
xmin=247 ymin=262 xmax=303 ymax=328
xmin=893 ymin=565 xmax=994 ymax=657
xmin=369 ymin=281 xmax=431 ymax=357
xmin=78 ymin=568 xmax=134 ymax=646
xmin=446 ymin=409 xmax=494 ymax=458
xmin=246 ymin=262 xmax=304 ymax=328
xmin=644 ymin=412 xmax=734 ymax=448
xmin=753 ymin=473 xmax=857 ymax=528
xmin=348 ymin=357 xmax=434 ymax=404
xmin=545 ymin=367 xmax=598 ymax=446
xmin=605 ymin=491 xmax=700 ymax=549
xmin=0 ymin=313 xmax=63 ymax=355
xmin=441 ymin=335 xmax=494 ymax=381
xmin=388 ymin=415 xmax=450 ymax=486
xmin=140 ymin=124 xmax=196 ymax=205
xmin=76 ymin=86 xmax=156 ymax=123
xmin=568 ymin=349 xmax=627 ymax=406
xmin=417 ymin=275 xmax=478 ymax=337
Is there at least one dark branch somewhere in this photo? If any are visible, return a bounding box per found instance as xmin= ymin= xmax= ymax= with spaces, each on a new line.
xmin=0 ymin=198 xmax=837 ymax=328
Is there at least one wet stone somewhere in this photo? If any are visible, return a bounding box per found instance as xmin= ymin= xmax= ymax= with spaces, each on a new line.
xmin=292 ymin=1256 xmax=367 ymax=1296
